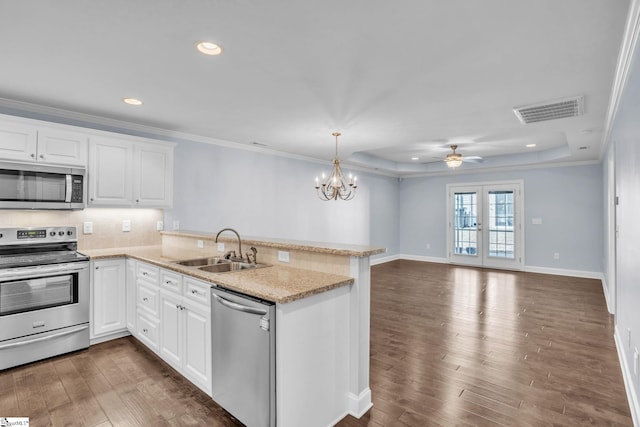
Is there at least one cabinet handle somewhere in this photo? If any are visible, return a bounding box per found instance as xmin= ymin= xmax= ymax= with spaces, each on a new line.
xmin=142 ymin=271 xmax=148 ymax=276
xmin=191 ymin=289 xmax=198 ymax=295
xmin=136 ymin=199 xmax=139 ymax=203
xmin=30 ymin=153 xmax=35 ymax=158
xmin=90 ymin=198 xmax=94 ymax=202
xmin=143 ymin=328 xmax=148 ymax=333
xmin=95 ymin=266 xmax=99 ymax=270
xmin=142 ymin=297 xmax=149 ymax=302
xmin=165 ymin=280 xmax=172 ymax=285
xmin=39 ymin=154 xmax=44 ymax=159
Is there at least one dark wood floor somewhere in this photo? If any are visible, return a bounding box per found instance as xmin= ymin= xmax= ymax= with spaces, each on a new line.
xmin=0 ymin=260 xmax=632 ymax=426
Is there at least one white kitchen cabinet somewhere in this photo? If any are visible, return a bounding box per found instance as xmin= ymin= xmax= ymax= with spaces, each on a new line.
xmin=126 ymin=259 xmax=137 ymax=333
xmin=0 ymin=121 xmax=87 ymax=166
xmin=0 ymin=122 xmax=37 ymax=162
xmin=136 ymin=262 xmax=161 ymax=352
xmin=88 ymin=136 xmax=133 ymax=206
xmin=90 ymin=258 xmax=127 ymax=340
xmin=88 ymin=137 xmax=173 ymax=207
xmin=36 ymin=128 xmax=88 ymax=166
xmin=134 ymin=142 xmax=173 ymax=207
xmin=158 ymin=269 xmax=212 ymax=395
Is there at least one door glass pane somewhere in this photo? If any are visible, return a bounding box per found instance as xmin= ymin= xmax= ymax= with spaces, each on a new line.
xmin=488 ymin=190 xmax=515 ymax=259
xmin=453 ymin=192 xmax=477 ymax=256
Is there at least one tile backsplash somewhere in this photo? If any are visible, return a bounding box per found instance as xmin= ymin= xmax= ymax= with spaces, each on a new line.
xmin=0 ymin=208 xmax=163 ymax=250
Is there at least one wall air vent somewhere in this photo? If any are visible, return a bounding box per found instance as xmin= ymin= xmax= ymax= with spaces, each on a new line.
xmin=513 ymin=96 xmax=584 ymax=124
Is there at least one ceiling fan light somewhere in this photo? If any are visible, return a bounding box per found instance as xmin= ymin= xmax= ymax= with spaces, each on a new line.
xmin=445 ymin=157 xmax=463 ymax=168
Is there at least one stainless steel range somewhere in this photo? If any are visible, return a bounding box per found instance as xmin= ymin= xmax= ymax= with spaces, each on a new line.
xmin=0 ymin=226 xmax=89 ymax=370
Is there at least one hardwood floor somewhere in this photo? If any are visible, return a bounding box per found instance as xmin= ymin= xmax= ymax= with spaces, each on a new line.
xmin=338 ymin=260 xmax=631 ymax=426
xmin=0 ymin=260 xmax=632 ymax=426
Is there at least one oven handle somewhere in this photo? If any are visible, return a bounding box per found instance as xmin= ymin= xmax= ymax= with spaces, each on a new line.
xmin=65 ymin=174 xmax=73 ymax=203
xmin=0 ymin=262 xmax=89 ymax=280
xmin=0 ymin=325 xmax=88 ymax=350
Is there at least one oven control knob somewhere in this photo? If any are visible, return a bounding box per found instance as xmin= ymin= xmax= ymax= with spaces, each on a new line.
xmin=50 ymin=231 xmax=56 ymax=237
xmin=0 ymin=233 xmax=3 ymax=238
xmin=67 ymin=231 xmax=73 ymax=236
xmin=58 ymin=231 xmax=64 ymax=236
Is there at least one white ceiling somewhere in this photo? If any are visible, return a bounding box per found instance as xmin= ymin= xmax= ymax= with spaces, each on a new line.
xmin=0 ymin=0 xmax=630 ymax=175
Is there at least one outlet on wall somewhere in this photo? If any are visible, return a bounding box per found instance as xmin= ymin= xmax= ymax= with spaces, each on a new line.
xmin=426 ymin=243 xmax=431 ymax=250
xmin=122 ymin=219 xmax=131 ymax=232
xmin=197 ymin=239 xmax=204 ymax=249
xmin=156 ymin=221 xmax=164 ymax=231
xmin=172 ymin=220 xmax=180 ymax=230
xmin=83 ymin=221 xmax=93 ymax=234
xmin=278 ymin=251 xmax=290 ymax=263
xmin=217 ymin=243 xmax=225 ymax=252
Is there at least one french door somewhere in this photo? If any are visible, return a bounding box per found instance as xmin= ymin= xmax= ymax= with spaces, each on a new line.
xmin=447 ymin=182 xmax=523 ymax=270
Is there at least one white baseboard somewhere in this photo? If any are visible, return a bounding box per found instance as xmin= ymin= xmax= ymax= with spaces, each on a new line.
xmin=397 ymin=254 xmax=449 ymax=264
xmin=521 ymin=265 xmax=603 ymax=280
xmin=348 ymin=388 xmax=373 ymax=418
xmin=601 ymin=276 xmax=613 ymax=314
xmin=90 ymin=329 xmax=131 ymax=346
xmin=615 ymin=326 xmax=640 ymax=426
xmin=370 ymin=254 xmax=400 ymax=265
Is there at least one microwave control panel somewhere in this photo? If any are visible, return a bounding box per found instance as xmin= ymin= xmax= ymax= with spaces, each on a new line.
xmin=71 ymin=176 xmax=84 ymax=203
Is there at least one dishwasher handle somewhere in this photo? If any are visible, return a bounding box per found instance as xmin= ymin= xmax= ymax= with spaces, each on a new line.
xmin=213 ymin=293 xmax=268 ymax=316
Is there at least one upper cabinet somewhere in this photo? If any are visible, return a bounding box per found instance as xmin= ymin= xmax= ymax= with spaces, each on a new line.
xmin=89 ymin=137 xmax=174 ymax=208
xmin=0 ymin=121 xmax=87 ymax=167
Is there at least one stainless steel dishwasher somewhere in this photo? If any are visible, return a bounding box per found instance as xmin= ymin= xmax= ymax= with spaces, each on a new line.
xmin=211 ymin=286 xmax=275 ymax=427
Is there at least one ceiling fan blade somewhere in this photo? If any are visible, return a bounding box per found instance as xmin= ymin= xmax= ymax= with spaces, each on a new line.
xmin=463 ymin=157 xmax=484 ymax=164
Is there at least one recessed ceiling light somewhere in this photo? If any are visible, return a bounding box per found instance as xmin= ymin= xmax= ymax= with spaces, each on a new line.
xmin=525 ymin=143 xmax=537 ymax=148
xmin=195 ymin=41 xmax=223 ymax=56
xmin=122 ymin=98 xmax=143 ymax=106
xmin=411 ymin=156 xmax=420 ymax=161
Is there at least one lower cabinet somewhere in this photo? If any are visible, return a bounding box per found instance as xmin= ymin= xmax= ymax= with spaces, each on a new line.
xmin=90 ymin=258 xmax=212 ymax=396
xmin=90 ymin=258 xmax=127 ymax=340
xmin=159 ymin=272 xmax=212 ymax=395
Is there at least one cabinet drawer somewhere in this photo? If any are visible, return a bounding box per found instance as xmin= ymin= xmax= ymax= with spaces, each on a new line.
xmin=184 ymin=277 xmax=211 ymax=306
xmin=138 ymin=280 xmax=159 ymax=316
xmin=137 ymin=263 xmax=159 ymax=282
xmin=160 ymin=269 xmax=183 ymax=294
xmin=137 ymin=312 xmax=159 ymax=351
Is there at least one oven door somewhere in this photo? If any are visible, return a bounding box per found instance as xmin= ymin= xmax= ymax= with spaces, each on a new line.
xmin=0 ymin=261 xmax=89 ymax=342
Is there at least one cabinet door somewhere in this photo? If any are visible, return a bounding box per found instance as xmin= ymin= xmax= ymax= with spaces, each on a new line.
xmin=91 ymin=259 xmax=127 ymax=338
xmin=183 ymin=301 xmax=212 ymax=394
xmin=133 ymin=142 xmax=173 ymax=207
xmin=88 ymin=137 xmax=133 ymax=206
xmin=159 ymin=291 xmax=183 ymax=369
xmin=37 ymin=129 xmax=88 ymax=166
xmin=126 ymin=259 xmax=137 ymax=333
xmin=0 ymin=122 xmax=38 ymax=162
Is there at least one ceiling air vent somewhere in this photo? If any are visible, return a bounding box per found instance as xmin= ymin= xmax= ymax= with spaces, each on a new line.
xmin=513 ymin=96 xmax=584 ymax=124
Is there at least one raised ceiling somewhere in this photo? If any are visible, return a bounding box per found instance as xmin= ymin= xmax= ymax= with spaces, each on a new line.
xmin=0 ymin=0 xmax=630 ymax=175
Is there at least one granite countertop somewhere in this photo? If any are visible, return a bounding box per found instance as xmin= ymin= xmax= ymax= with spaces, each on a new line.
xmin=81 ymin=245 xmax=354 ymax=304
xmin=162 ymin=230 xmax=386 ymax=257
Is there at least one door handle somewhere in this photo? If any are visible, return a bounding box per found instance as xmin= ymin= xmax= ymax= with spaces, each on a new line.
xmin=213 ymin=293 xmax=267 ymax=316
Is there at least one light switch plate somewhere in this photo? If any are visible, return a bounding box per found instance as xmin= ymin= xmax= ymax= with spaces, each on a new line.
xmin=197 ymin=239 xmax=204 ymax=249
xmin=172 ymin=220 xmax=180 ymax=230
xmin=83 ymin=221 xmax=93 ymax=234
xmin=217 ymin=242 xmax=225 ymax=252
xmin=532 ymin=218 xmax=543 ymax=225
xmin=156 ymin=221 xmax=164 ymax=231
xmin=122 ymin=219 xmax=131 ymax=232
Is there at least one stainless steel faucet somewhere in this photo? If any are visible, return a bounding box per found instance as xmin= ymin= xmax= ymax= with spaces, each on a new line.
xmin=215 ymin=228 xmax=243 ymax=262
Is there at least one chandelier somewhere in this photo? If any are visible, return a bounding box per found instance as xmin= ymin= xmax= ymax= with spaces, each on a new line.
xmin=315 ymin=132 xmax=357 ymax=201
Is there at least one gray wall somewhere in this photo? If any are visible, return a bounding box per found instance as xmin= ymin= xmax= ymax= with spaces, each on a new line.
xmin=164 ymin=141 xmax=400 ymax=259
xmin=399 ymin=164 xmax=604 ymax=272
xmin=609 ymin=28 xmax=640 ymax=412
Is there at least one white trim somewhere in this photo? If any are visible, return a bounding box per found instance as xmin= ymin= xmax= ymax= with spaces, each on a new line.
xmin=347 ymin=388 xmax=373 ymax=418
xmin=615 ymin=326 xmax=640 ymax=427
xmin=396 ymin=254 xmax=449 ymax=264
xmin=370 ymin=254 xmax=401 ymax=265
xmin=601 ymin=276 xmax=613 ymax=314
xmin=89 ymin=329 xmax=131 ymax=346
xmin=522 ymin=265 xmax=603 ymax=280
xmin=601 ymin=0 xmax=640 ymax=160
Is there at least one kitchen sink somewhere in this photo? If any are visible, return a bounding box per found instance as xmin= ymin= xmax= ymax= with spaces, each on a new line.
xmin=174 ymin=257 xmax=270 ymax=273
xmin=199 ymin=262 xmax=270 ymax=273
xmin=175 ymin=257 xmax=230 ymax=267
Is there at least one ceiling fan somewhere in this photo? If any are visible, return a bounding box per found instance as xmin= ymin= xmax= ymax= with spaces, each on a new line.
xmin=444 ymin=145 xmax=483 ymax=168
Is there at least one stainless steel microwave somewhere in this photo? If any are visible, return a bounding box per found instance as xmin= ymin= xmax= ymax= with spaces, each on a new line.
xmin=0 ymin=161 xmax=85 ymax=209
